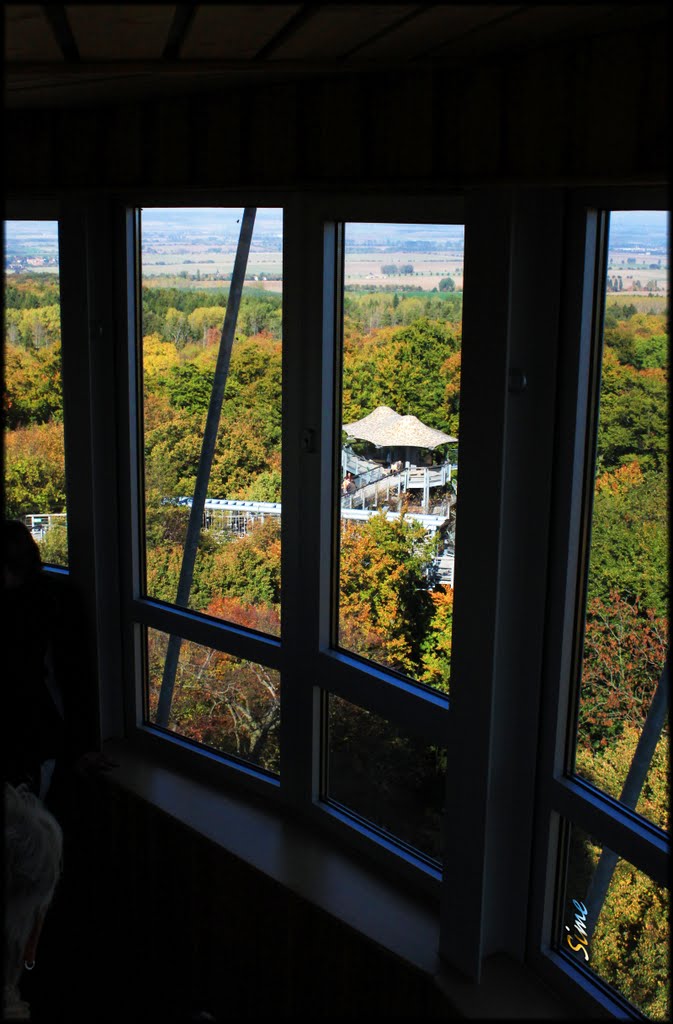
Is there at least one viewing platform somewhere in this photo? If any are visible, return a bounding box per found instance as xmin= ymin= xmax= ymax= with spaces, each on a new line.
xmin=174 ymin=497 xmax=452 ymax=540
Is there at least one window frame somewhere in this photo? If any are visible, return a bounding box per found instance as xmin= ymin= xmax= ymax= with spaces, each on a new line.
xmin=4 ymin=200 xmax=71 ymax=568
xmin=115 ymin=190 xmax=469 ymax=895
xmin=304 ymin=193 xmax=466 ymax=889
xmin=5 ymin=185 xmax=667 ymax=1017
xmin=116 ymin=193 xmax=287 ymax=801
xmin=528 ymin=186 xmax=669 ymax=1017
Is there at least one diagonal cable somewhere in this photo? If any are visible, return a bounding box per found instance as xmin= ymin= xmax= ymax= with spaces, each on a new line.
xmin=156 ymin=208 xmax=257 ymax=728
xmin=584 ymin=653 xmax=669 ymax=939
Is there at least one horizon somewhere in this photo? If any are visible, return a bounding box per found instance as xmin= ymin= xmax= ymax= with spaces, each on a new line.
xmin=4 ymin=209 xmax=669 ymax=264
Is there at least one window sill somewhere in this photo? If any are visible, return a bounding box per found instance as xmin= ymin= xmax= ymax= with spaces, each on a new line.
xmin=102 ymin=738 xmax=573 ymax=1020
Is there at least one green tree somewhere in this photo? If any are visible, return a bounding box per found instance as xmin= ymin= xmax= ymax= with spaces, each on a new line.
xmin=4 ymin=420 xmax=67 ymax=517
xmin=339 ymin=510 xmax=435 ymax=676
xmin=164 ymin=363 xmax=214 ymax=414
xmin=164 ymin=307 xmax=191 ymax=348
xmin=576 ymin=722 xmax=668 ymax=828
xmin=420 ymin=585 xmax=454 ymax=693
xmin=605 ymin=312 xmax=667 ymax=370
xmin=597 ymin=348 xmax=667 ymax=474
xmin=144 ymin=406 xmax=206 ymax=498
xmin=210 ymin=416 xmax=271 ymax=497
xmin=4 ymin=342 xmax=63 ymax=429
xmin=373 ymin=318 xmax=459 ymax=430
xmin=241 ymin=468 xmax=282 ymax=503
xmin=204 ymin=518 xmax=281 ymax=622
xmin=588 ymin=461 xmax=667 ymax=616
xmin=578 ymin=591 xmax=667 ymax=754
xmin=583 ymin=833 xmax=670 ymax=1019
xmin=187 ymin=305 xmax=226 ymax=345
xmin=38 ymin=520 xmax=69 ymax=568
xmin=4 ymin=275 xmax=60 ymax=310
xmin=8 ymin=305 xmax=62 ymax=348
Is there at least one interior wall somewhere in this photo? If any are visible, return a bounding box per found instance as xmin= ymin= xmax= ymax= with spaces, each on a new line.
xmin=6 ymin=18 xmax=667 ymax=1022
xmin=84 ymin=779 xmax=456 ymax=1021
xmin=5 ymin=26 xmax=668 ymax=191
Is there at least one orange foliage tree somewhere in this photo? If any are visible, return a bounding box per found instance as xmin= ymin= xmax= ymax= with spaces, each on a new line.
xmin=339 ymin=510 xmax=435 ymax=678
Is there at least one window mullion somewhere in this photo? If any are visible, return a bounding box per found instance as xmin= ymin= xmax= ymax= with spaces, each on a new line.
xmin=78 ymin=196 xmax=127 ymax=741
xmin=439 ymin=188 xmax=514 ymax=979
xmin=550 ymin=777 xmax=669 ymax=887
xmin=277 ymin=195 xmax=325 ymax=809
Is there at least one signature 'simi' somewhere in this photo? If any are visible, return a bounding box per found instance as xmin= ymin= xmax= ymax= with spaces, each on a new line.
xmin=565 ymin=899 xmax=590 ymax=962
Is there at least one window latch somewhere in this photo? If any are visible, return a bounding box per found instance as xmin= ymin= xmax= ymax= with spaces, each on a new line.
xmin=301 ymin=428 xmax=316 ymax=453
xmin=508 ymin=368 xmax=527 ymax=393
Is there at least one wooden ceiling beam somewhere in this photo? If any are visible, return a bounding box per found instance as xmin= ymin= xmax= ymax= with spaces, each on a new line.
xmin=162 ymin=5 xmax=197 ymax=61
xmin=253 ymin=4 xmax=320 ymax=60
xmin=41 ymin=4 xmax=79 ymax=62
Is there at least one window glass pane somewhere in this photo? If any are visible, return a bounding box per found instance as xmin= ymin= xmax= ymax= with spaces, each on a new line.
xmin=573 ymin=211 xmax=669 ymax=834
xmin=326 ymin=693 xmax=446 ymax=862
xmin=3 ymin=220 xmax=68 ymax=567
xmin=140 ymin=207 xmax=282 ymax=637
xmin=146 ymin=626 xmax=280 ymax=774
xmin=559 ymin=821 xmax=669 ymax=1019
xmin=337 ymin=222 xmax=463 ymax=694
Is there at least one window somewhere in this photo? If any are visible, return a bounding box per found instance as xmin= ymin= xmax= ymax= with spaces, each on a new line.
xmin=572 ymin=211 xmax=668 ymax=828
xmin=3 ymin=218 xmax=68 ymax=566
xmin=130 ymin=205 xmax=283 ymax=775
xmin=336 ymin=221 xmax=462 ymax=694
xmin=559 ymin=823 xmax=669 ymax=1018
xmin=532 ymin=199 xmax=669 ymax=1019
xmin=12 ymin=186 xmax=665 ymax=1019
xmin=311 ymin=215 xmax=464 ymax=871
xmin=122 ymin=199 xmax=460 ymax=871
xmin=326 ymin=692 xmax=447 ymax=862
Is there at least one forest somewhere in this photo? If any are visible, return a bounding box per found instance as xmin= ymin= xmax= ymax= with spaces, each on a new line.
xmin=3 ymin=274 xmax=669 ymax=1017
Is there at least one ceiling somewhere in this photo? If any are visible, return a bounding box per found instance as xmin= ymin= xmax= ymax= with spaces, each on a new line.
xmin=4 ymin=3 xmax=666 ymax=109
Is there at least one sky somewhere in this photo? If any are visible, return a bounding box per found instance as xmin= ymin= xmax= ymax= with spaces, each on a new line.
xmin=4 ymin=209 xmax=669 ymax=255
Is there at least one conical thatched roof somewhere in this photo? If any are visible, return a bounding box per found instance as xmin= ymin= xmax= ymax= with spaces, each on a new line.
xmin=343 ymin=406 xmax=457 ymax=449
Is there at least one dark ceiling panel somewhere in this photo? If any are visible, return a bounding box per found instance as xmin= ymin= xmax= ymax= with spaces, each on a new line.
xmin=265 ymin=4 xmax=420 ymax=61
xmin=4 ymin=5 xmax=64 ymax=61
xmin=350 ymin=4 xmax=521 ymax=60
xmin=5 ymin=66 xmax=274 ymax=110
xmin=180 ymin=4 xmax=301 ymax=60
xmin=430 ymin=4 xmax=627 ymax=59
xmin=6 ymin=2 xmax=662 ymax=111
xmin=65 ymin=4 xmax=176 ymax=61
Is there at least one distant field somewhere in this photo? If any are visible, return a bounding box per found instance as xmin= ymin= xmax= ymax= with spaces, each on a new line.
xmin=606 ymin=255 xmax=668 ymax=296
xmin=140 ymin=246 xmax=667 ymax=297
xmin=15 ymin=246 xmax=665 ymax=299
xmin=605 ymin=293 xmax=667 ymax=312
xmin=141 ymin=249 xmax=464 ymax=292
xmin=343 ymin=251 xmax=464 ymax=291
xmin=142 ymin=250 xmax=282 ymax=283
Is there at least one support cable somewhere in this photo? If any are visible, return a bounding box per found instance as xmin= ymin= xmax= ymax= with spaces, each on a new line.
xmin=156 ymin=208 xmax=257 ymax=728
xmin=585 ymin=653 xmax=669 ymax=939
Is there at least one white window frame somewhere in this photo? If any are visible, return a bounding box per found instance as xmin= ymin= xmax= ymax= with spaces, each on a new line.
xmin=116 ymin=191 xmax=467 ymax=894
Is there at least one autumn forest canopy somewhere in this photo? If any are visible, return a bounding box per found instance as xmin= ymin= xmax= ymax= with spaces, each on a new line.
xmin=4 ymin=269 xmax=667 ymax=715
xmin=3 ymin=273 xmax=668 ymax=643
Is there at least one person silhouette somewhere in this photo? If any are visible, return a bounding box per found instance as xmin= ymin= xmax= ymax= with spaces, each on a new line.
xmin=4 ymin=782 xmax=63 ymax=1021
xmin=3 ymin=519 xmax=115 ymax=809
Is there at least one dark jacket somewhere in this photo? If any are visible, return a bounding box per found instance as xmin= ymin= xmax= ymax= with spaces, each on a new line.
xmin=3 ymin=569 xmax=98 ymax=792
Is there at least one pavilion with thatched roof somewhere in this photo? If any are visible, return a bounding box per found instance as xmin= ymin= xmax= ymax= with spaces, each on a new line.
xmin=343 ymin=405 xmax=456 ymax=467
